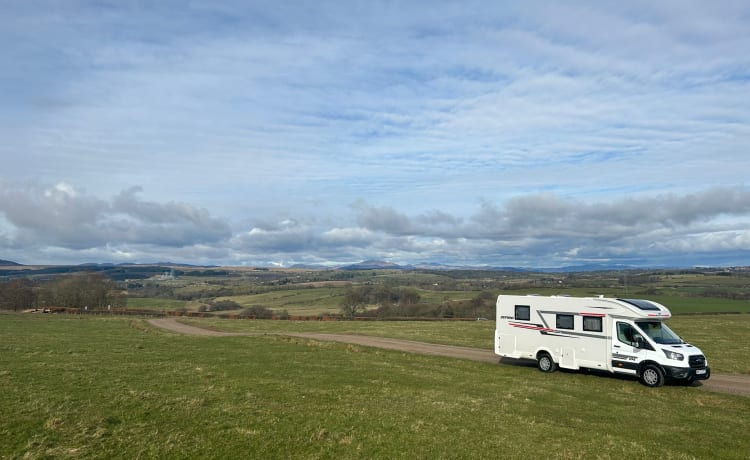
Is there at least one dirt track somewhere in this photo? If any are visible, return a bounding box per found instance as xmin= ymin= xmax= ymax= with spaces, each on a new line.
xmin=147 ymin=318 xmax=749 ymax=397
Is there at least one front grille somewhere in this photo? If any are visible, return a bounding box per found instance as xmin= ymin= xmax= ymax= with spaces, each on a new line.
xmin=689 ymin=355 xmax=706 ymax=369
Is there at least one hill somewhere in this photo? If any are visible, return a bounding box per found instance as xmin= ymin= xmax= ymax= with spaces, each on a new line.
xmin=340 ymin=260 xmax=413 ymax=270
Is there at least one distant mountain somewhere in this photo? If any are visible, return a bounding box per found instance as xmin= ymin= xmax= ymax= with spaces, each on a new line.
xmin=338 ymin=261 xmax=645 ymax=272
xmin=536 ymin=263 xmax=638 ymax=273
xmin=0 ymin=259 xmax=21 ymax=266
xmin=413 ymin=263 xmax=528 ymax=272
xmin=289 ymin=263 xmax=333 ymax=269
xmin=153 ymin=262 xmax=214 ymax=267
xmin=114 ymin=262 xmax=217 ymax=268
xmin=340 ymin=260 xmax=414 ymax=270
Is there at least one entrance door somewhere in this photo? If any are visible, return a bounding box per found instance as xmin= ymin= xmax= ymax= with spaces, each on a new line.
xmin=611 ymin=321 xmax=644 ymax=375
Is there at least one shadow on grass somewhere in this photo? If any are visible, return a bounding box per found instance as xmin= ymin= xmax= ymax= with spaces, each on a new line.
xmin=497 ymin=357 xmax=704 ymax=388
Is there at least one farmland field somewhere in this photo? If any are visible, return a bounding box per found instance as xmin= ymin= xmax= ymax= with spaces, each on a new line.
xmin=124 ymin=297 xmax=188 ymax=311
xmin=1 ymin=314 xmax=748 ymax=459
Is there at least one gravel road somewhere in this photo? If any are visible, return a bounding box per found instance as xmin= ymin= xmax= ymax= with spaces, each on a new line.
xmin=147 ymin=318 xmax=749 ymax=397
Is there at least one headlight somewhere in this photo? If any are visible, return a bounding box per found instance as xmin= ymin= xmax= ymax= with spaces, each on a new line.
xmin=662 ymin=349 xmax=684 ymax=361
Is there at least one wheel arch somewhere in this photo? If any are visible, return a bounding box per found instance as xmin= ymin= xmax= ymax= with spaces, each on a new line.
xmin=637 ymin=359 xmax=663 ymax=377
xmin=535 ymin=347 xmax=556 ymax=361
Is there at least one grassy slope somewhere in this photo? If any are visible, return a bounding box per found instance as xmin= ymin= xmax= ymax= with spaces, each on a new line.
xmin=667 ymin=315 xmax=750 ymax=374
xmin=216 ymin=287 xmax=348 ymax=315
xmin=1 ymin=314 xmax=748 ymax=459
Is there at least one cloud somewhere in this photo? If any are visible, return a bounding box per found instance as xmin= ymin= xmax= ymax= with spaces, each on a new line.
xmin=0 ymin=181 xmax=231 ymax=252
xmin=1 ymin=181 xmax=749 ymax=266
xmin=352 ymin=201 xmax=415 ymax=235
xmin=1 ymin=3 xmax=748 ymax=267
xmin=216 ymin=186 xmax=750 ymax=266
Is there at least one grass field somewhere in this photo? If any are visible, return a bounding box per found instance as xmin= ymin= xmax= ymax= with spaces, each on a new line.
xmin=207 ymin=288 xmax=480 ymax=316
xmin=216 ymin=286 xmax=349 ymax=315
xmin=1 ymin=314 xmax=748 ymax=459
xmin=124 ymin=297 xmax=189 ymax=311
xmin=185 ymin=314 xmax=750 ymax=375
xmin=128 ymin=287 xmax=750 ymax=317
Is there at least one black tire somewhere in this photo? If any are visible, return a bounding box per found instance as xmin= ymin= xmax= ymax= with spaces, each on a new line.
xmin=640 ymin=364 xmax=665 ymax=387
xmin=537 ymin=352 xmax=558 ymax=373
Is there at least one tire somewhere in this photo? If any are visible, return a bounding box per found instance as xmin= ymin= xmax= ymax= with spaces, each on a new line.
xmin=640 ymin=364 xmax=665 ymax=387
xmin=537 ymin=352 xmax=558 ymax=373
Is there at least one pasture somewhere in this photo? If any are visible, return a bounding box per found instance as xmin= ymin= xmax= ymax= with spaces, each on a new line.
xmin=185 ymin=314 xmax=750 ymax=375
xmin=1 ymin=313 xmax=748 ymax=459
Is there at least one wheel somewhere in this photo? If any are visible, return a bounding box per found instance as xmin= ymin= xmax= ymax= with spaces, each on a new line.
xmin=640 ymin=364 xmax=665 ymax=387
xmin=537 ymin=352 xmax=558 ymax=373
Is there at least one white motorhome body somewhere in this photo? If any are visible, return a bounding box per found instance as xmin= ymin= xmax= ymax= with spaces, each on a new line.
xmin=495 ymin=295 xmax=710 ymax=386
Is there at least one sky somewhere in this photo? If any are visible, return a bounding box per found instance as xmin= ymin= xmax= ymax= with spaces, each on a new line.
xmin=1 ymin=1 xmax=749 ymax=268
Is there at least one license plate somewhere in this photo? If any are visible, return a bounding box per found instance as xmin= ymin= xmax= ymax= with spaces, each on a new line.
xmin=696 ymin=369 xmax=706 ymax=375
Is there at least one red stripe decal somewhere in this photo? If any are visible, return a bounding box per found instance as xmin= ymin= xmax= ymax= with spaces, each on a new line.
xmin=510 ymin=323 xmax=554 ymax=332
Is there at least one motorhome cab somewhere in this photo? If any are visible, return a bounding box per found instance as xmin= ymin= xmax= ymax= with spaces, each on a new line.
xmin=495 ymin=295 xmax=710 ymax=387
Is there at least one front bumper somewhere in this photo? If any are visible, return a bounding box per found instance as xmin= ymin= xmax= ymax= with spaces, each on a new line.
xmin=664 ymin=365 xmax=711 ymax=381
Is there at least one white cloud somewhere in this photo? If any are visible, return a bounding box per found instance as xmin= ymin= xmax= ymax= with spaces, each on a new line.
xmin=0 ymin=2 xmax=748 ymax=266
xmin=0 ymin=181 xmax=231 ymax=254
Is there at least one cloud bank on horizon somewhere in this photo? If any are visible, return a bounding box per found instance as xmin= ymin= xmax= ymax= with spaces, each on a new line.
xmin=1 ymin=1 xmax=749 ymax=268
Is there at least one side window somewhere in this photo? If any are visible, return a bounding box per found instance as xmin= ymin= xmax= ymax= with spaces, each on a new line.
xmin=617 ymin=322 xmax=637 ymax=346
xmin=556 ymin=314 xmax=574 ymax=329
xmin=514 ymin=305 xmax=530 ymax=321
xmin=582 ymin=316 xmax=602 ymax=332
xmin=617 ymin=322 xmax=651 ymax=349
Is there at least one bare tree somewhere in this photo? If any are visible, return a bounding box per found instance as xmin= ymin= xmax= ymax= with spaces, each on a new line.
xmin=340 ymin=287 xmax=367 ymax=318
xmin=0 ymin=279 xmax=36 ymax=311
xmin=42 ymin=273 xmax=125 ymax=309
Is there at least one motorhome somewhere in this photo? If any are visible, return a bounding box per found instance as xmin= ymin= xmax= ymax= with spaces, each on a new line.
xmin=495 ymin=295 xmax=710 ymax=387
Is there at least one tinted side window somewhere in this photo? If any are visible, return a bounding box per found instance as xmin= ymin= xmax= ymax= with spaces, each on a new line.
xmin=515 ymin=305 xmax=530 ymax=321
xmin=617 ymin=322 xmax=637 ymax=346
xmin=582 ymin=316 xmax=602 ymax=332
xmin=556 ymin=314 xmax=574 ymax=329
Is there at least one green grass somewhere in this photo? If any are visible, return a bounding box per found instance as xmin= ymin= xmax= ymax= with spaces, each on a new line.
xmin=667 ymin=315 xmax=750 ymax=374
xmin=217 ymin=287 xmax=348 ymax=315
xmin=186 ymin=314 xmax=750 ymax=375
xmin=186 ymin=317 xmax=497 ymax=349
xmin=0 ymin=315 xmax=750 ymax=458
xmin=642 ymin=296 xmax=750 ymax=314
xmin=124 ymin=297 xmax=188 ymax=310
xmin=1 ymin=314 xmax=748 ymax=459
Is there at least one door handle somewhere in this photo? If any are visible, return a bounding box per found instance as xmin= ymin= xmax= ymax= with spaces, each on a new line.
xmin=614 ymin=345 xmax=620 ymax=348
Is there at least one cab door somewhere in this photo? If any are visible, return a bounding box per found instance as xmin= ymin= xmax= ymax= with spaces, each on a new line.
xmin=611 ymin=321 xmax=644 ymax=375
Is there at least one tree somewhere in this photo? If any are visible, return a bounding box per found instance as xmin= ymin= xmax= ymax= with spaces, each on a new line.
xmin=340 ymin=287 xmax=367 ymax=318
xmin=469 ymin=290 xmax=496 ymax=318
xmin=398 ymin=288 xmax=421 ymax=306
xmin=205 ymin=300 xmax=242 ymax=312
xmin=240 ymin=305 xmax=274 ymax=319
xmin=0 ymin=279 xmax=36 ymax=311
xmin=40 ymin=273 xmax=125 ymax=309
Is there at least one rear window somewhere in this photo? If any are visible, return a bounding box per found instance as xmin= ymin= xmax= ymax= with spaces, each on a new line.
xmin=556 ymin=314 xmax=574 ymax=330
xmin=515 ymin=305 xmax=530 ymax=321
xmin=583 ymin=316 xmax=603 ymax=332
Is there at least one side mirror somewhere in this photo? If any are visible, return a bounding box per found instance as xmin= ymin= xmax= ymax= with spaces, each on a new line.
xmin=634 ymin=334 xmax=645 ymax=349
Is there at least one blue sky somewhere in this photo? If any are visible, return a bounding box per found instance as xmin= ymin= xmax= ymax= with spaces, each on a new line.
xmin=1 ymin=1 xmax=749 ymax=268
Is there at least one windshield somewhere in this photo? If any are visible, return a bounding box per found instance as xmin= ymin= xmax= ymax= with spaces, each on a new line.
xmin=635 ymin=321 xmax=682 ymax=345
